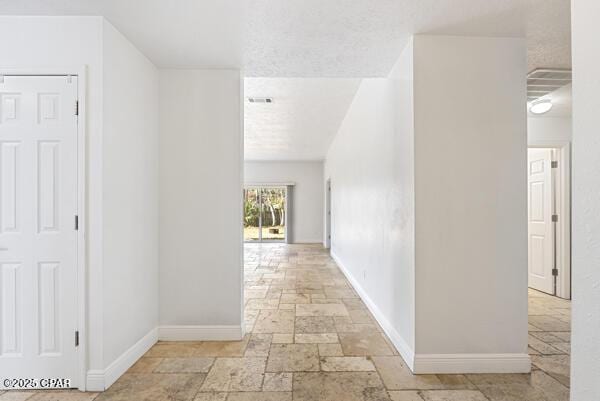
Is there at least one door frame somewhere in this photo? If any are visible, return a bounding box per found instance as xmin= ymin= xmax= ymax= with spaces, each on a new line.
xmin=324 ymin=179 xmax=331 ymax=249
xmin=0 ymin=67 xmax=88 ymax=390
xmin=528 ymin=139 xmax=571 ymax=299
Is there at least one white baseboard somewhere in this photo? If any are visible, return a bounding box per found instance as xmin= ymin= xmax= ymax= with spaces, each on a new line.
xmin=86 ymin=327 xmax=158 ymax=391
xmin=413 ymin=353 xmax=531 ymax=374
xmin=158 ymin=325 xmax=243 ymax=341
xmin=330 ymin=251 xmax=415 ymax=368
xmin=331 ymin=251 xmax=532 ymax=375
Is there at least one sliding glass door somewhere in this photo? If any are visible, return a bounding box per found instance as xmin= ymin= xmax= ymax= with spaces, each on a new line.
xmin=260 ymin=188 xmax=286 ymax=241
xmin=244 ymin=186 xmax=286 ymax=242
xmin=243 ymin=188 xmax=261 ymax=241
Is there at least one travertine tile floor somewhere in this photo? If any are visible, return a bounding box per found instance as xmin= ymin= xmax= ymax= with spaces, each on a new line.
xmin=0 ymin=243 xmax=572 ymax=401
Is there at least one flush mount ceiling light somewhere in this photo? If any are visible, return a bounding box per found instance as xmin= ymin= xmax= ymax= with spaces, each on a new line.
xmin=529 ymin=98 xmax=553 ymax=115
xmin=247 ymin=97 xmax=273 ymax=103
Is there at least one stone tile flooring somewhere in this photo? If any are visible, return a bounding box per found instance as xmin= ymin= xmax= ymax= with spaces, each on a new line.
xmin=0 ymin=243 xmax=572 ymax=401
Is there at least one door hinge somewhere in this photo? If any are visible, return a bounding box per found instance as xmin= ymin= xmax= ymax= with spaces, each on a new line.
xmin=552 ymin=268 xmax=559 ymax=276
xmin=552 ymin=214 xmax=558 ymax=222
xmin=75 ymin=330 xmax=80 ymax=347
xmin=75 ymin=215 xmax=79 ymax=230
xmin=551 ymin=161 xmax=558 ymax=168
xmin=75 ymin=100 xmax=79 ymax=116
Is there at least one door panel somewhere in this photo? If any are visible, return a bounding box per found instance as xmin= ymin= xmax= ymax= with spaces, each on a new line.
xmin=244 ymin=188 xmax=260 ymax=241
xmin=0 ymin=76 xmax=78 ymax=388
xmin=1 ymin=262 xmax=21 ymax=355
xmin=527 ymin=148 xmax=554 ymax=294
xmin=260 ymin=188 xmax=285 ymax=241
xmin=0 ymin=142 xmax=19 ymax=232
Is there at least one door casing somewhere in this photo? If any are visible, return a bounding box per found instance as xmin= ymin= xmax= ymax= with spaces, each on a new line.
xmin=0 ymin=68 xmax=88 ymax=390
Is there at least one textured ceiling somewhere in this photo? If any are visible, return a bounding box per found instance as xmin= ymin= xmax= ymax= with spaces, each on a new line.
xmin=0 ymin=0 xmax=571 ymax=76
xmin=244 ymin=0 xmax=571 ymax=76
xmin=244 ymin=79 xmax=360 ymax=160
xmin=1 ymin=0 xmax=571 ymax=160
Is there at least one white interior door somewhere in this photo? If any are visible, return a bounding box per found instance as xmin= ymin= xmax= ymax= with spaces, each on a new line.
xmin=527 ymin=148 xmax=554 ymax=294
xmin=0 ymin=76 xmax=79 ymax=388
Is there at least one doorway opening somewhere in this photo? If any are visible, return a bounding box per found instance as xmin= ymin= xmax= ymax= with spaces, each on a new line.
xmin=527 ymin=143 xmax=571 ymax=299
xmin=324 ymin=179 xmax=331 ymax=249
xmin=243 ymin=186 xmax=287 ymax=243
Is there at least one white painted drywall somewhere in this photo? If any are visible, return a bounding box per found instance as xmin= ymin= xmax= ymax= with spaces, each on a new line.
xmin=101 ymin=20 xmax=159 ymax=370
xmin=325 ymin=40 xmax=416 ymax=358
xmin=326 ymin=35 xmax=528 ymax=371
xmin=159 ymin=70 xmax=243 ymax=329
xmin=244 ymin=161 xmax=324 ymax=243
xmin=0 ymin=15 xmax=106 ymax=373
xmin=571 ymin=0 xmax=600 ymax=399
xmin=528 ymin=117 xmax=572 ymax=144
xmin=413 ymin=35 xmax=528 ymax=357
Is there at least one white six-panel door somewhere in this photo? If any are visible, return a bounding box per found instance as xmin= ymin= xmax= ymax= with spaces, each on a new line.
xmin=527 ymin=148 xmax=554 ymax=295
xmin=0 ymin=76 xmax=78 ymax=387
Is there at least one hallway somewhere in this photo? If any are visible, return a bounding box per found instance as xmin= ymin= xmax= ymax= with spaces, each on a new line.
xmin=2 ymin=2 xmax=598 ymax=398
xmin=0 ymin=244 xmax=571 ymax=401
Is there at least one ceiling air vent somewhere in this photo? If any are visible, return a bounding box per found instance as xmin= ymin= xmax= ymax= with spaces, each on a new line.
xmin=527 ymin=69 xmax=571 ymax=102
xmin=247 ymin=97 xmax=273 ymax=103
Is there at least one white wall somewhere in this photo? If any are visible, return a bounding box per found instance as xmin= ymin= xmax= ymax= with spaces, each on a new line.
xmin=571 ymin=1 xmax=600 ymax=399
xmin=244 ymin=161 xmax=324 ymax=243
xmin=413 ymin=35 xmax=528 ymax=359
xmin=325 ymin=40 xmax=416 ymax=360
xmin=2 ymin=15 xmax=242 ymax=389
xmin=102 ymin=20 xmax=159 ymax=371
xmin=528 ymin=117 xmax=572 ymax=144
xmin=326 ymin=35 xmax=528 ymax=373
xmin=159 ymin=70 xmax=243 ymax=333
